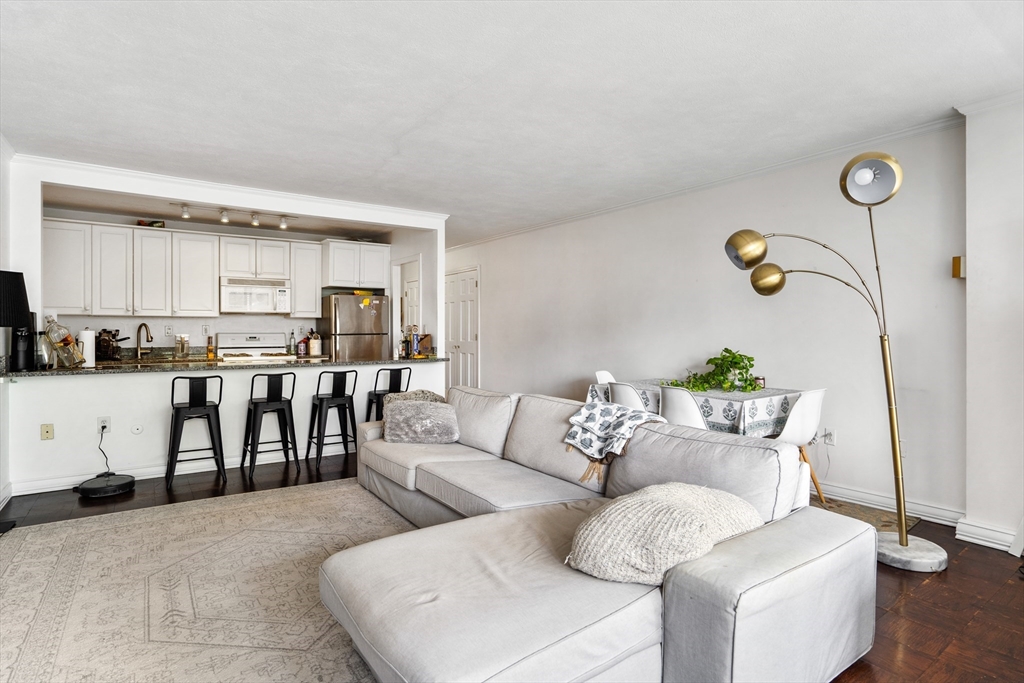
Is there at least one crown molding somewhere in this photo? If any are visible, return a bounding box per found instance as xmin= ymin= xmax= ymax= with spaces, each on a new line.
xmin=955 ymin=90 xmax=1024 ymax=116
xmin=448 ymin=114 xmax=965 ymax=252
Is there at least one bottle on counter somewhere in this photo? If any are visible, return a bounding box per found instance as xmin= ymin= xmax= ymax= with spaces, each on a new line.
xmin=207 ymin=336 xmax=215 ymax=361
xmin=43 ymin=315 xmax=85 ymax=367
xmin=297 ymin=330 xmax=308 ymax=357
xmin=288 ymin=329 xmax=297 ymax=355
xmin=310 ymin=331 xmax=322 ymax=357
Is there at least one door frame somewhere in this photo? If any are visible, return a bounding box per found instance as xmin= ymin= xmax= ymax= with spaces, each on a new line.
xmin=390 ymin=253 xmax=422 ymax=356
xmin=445 ymin=264 xmax=481 ymax=389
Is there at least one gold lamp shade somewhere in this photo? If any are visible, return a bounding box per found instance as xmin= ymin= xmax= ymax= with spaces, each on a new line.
xmin=725 ymin=229 xmax=768 ymax=270
xmin=750 ymin=263 xmax=786 ymax=296
xmin=840 ymin=152 xmax=903 ymax=207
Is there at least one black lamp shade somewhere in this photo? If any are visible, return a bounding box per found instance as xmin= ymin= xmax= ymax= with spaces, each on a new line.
xmin=0 ymin=271 xmax=32 ymax=329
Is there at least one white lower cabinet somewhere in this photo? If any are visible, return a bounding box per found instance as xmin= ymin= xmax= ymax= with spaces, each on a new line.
xmin=42 ymin=220 xmax=91 ymax=314
xmin=134 ymin=229 xmax=172 ymax=316
xmin=91 ymin=225 xmax=134 ymax=316
xmin=290 ymin=242 xmax=322 ymax=318
xmin=172 ymin=232 xmax=219 ymax=316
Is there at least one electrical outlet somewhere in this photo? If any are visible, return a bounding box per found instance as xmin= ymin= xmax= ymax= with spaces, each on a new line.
xmin=164 ymin=325 xmax=173 ymax=337
xmin=823 ymin=429 xmax=836 ymax=446
xmin=201 ymin=324 xmax=211 ymax=337
xmin=97 ymin=417 xmax=111 ymax=434
xmin=40 ymin=424 xmax=54 ymax=440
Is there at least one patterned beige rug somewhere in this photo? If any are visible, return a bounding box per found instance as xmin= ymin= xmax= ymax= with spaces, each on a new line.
xmin=0 ymin=479 xmax=414 ymax=683
xmin=810 ymin=497 xmax=920 ymax=533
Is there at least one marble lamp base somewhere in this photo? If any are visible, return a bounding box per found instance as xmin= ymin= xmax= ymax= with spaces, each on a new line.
xmin=877 ymin=532 xmax=948 ymax=572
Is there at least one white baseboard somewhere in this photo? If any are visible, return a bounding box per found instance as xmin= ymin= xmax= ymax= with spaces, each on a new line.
xmin=0 ymin=482 xmax=12 ymax=512
xmin=819 ymin=481 xmax=964 ymax=526
xmin=956 ymin=516 xmax=1019 ymax=553
xmin=1009 ymin=518 xmax=1024 ymax=557
xmin=10 ymin=445 xmax=352 ymax=496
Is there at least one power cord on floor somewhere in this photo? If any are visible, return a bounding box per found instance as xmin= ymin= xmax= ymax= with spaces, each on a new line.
xmin=97 ymin=427 xmax=112 ymax=477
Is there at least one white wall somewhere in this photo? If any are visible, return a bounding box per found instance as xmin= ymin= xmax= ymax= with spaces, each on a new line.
xmin=957 ymin=94 xmax=1024 ymax=551
xmin=390 ymin=226 xmax=445 ymax=350
xmin=448 ymin=125 xmax=968 ymax=524
xmin=0 ymin=133 xmax=14 ymax=509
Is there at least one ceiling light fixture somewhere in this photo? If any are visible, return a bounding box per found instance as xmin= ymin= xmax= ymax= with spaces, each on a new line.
xmin=181 ymin=205 xmax=190 ymax=219
xmin=251 ymin=214 xmax=260 ymax=227
xmin=279 ymin=217 xmax=288 ymax=230
xmin=220 ymin=210 xmax=230 ymax=223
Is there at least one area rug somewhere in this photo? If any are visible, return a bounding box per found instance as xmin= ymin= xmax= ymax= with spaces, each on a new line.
xmin=0 ymin=479 xmax=414 ymax=683
xmin=810 ymin=497 xmax=920 ymax=533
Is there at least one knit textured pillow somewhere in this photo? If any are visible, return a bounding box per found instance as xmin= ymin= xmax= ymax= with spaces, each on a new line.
xmin=567 ymin=482 xmax=763 ymax=585
xmin=383 ymin=401 xmax=460 ymax=444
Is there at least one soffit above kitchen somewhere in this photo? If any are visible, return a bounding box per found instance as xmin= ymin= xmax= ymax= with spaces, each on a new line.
xmin=1 ymin=1 xmax=1021 ymax=247
xmin=42 ymin=184 xmax=397 ymax=240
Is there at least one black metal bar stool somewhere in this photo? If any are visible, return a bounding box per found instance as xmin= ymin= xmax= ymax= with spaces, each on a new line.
xmin=305 ymin=369 xmax=358 ymax=470
xmin=165 ymin=375 xmax=226 ymax=490
xmin=241 ymin=372 xmax=300 ymax=479
xmin=365 ymin=366 xmax=412 ymax=421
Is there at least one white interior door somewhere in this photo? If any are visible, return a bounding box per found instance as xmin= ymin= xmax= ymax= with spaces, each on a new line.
xmin=445 ymin=267 xmax=480 ymax=389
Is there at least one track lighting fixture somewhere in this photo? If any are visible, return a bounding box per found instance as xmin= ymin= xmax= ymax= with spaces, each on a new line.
xmin=220 ymin=210 xmax=229 ymax=223
xmin=279 ymin=217 xmax=288 ymax=230
xmin=181 ymin=205 xmax=190 ymax=219
xmin=251 ymin=214 xmax=260 ymax=227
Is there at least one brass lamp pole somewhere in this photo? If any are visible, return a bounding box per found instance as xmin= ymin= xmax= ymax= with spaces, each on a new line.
xmin=725 ymin=152 xmax=947 ymax=572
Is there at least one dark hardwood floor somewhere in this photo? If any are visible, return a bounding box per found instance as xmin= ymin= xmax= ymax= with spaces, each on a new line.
xmin=0 ymin=452 xmax=356 ymax=528
xmin=1 ymin=472 xmax=1021 ymax=681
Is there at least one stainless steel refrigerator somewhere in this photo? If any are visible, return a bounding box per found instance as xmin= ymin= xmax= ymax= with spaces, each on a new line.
xmin=318 ymin=294 xmax=391 ymax=361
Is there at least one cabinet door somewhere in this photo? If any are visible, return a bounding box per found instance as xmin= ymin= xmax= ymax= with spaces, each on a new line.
xmin=173 ymin=233 xmax=219 ymax=316
xmin=360 ymin=244 xmax=391 ymax=289
xmin=256 ymin=240 xmax=290 ymax=279
xmin=290 ymin=242 xmax=322 ymax=318
xmin=91 ymin=225 xmax=134 ymax=316
xmin=134 ymin=229 xmax=172 ymax=316
xmin=42 ymin=220 xmax=91 ymax=314
xmin=220 ymin=237 xmax=256 ymax=277
xmin=323 ymin=241 xmax=359 ymax=287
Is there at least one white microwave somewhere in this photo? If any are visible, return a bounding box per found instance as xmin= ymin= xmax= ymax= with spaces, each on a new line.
xmin=220 ymin=277 xmax=291 ymax=314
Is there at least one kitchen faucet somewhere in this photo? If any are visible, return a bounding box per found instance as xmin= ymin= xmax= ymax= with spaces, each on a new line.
xmin=136 ymin=322 xmax=154 ymax=359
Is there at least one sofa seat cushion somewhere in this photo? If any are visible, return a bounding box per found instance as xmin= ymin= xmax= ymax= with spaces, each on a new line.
xmin=416 ymin=458 xmax=602 ymax=517
xmin=319 ymin=499 xmax=663 ymax=682
xmin=361 ymin=439 xmax=497 ymax=491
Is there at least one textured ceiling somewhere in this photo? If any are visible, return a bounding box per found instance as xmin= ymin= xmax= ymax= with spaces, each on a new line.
xmin=1 ymin=1 xmax=1021 ymax=246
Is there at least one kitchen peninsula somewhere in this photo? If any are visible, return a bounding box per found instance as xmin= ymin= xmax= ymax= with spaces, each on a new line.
xmin=2 ymin=357 xmax=446 ymax=496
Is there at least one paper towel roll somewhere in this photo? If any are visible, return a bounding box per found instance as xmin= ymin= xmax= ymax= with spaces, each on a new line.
xmin=76 ymin=329 xmax=96 ymax=368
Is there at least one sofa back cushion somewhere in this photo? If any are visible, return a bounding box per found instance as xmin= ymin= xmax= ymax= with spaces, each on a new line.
xmin=447 ymin=386 xmax=520 ymax=457
xmin=503 ymin=394 xmax=606 ymax=494
xmin=606 ymin=422 xmax=800 ymax=522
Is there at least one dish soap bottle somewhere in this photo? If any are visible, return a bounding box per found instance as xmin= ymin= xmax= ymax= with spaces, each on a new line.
xmin=206 ymin=336 xmax=215 ymax=361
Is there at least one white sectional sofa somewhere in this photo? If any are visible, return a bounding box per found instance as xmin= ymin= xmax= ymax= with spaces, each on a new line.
xmin=319 ymin=387 xmax=877 ymax=682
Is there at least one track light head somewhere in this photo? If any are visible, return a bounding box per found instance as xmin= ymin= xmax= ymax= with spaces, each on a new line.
xmin=181 ymin=205 xmax=190 ymax=219
xmin=279 ymin=217 xmax=288 ymax=230
xmin=251 ymin=214 xmax=260 ymax=227
xmin=220 ymin=210 xmax=229 ymax=223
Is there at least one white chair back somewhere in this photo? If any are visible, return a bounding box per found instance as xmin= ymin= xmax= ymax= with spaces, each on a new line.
xmin=608 ymin=382 xmax=647 ymax=411
xmin=659 ymin=386 xmax=707 ymax=429
xmin=775 ymin=389 xmax=827 ymax=447
xmin=595 ymin=370 xmax=616 ymax=384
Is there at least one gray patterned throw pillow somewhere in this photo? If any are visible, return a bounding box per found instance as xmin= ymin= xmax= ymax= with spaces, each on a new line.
xmin=383 ymin=401 xmax=460 ymax=444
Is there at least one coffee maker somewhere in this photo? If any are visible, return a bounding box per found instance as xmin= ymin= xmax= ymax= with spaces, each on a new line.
xmin=0 ymin=271 xmax=34 ymax=372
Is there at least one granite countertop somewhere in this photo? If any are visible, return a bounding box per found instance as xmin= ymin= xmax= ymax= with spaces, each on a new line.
xmin=1 ymin=356 xmax=446 ymax=378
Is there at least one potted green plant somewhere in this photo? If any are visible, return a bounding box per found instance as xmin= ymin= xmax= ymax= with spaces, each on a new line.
xmin=665 ymin=348 xmax=758 ymax=393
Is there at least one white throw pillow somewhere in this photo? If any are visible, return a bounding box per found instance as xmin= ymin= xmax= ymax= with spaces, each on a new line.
xmin=567 ymin=482 xmax=763 ymax=585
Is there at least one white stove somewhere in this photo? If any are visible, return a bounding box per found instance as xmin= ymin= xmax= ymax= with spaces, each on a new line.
xmin=216 ymin=332 xmax=296 ymax=363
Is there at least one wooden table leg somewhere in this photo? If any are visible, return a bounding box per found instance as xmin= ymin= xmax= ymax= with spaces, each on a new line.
xmin=800 ymin=445 xmax=827 ymax=505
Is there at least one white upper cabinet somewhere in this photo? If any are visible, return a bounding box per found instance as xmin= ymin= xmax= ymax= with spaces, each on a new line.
xmin=323 ymin=240 xmax=390 ymax=288
xmin=359 ymin=244 xmax=390 ymax=289
xmin=42 ymin=220 xmax=92 ymax=314
xmin=220 ymin=237 xmax=257 ymax=277
xmin=256 ymin=240 xmax=290 ymax=279
xmin=91 ymin=225 xmax=134 ymax=316
xmin=220 ymin=237 xmax=290 ymax=279
xmin=290 ymin=242 xmax=322 ymax=318
xmin=134 ymin=229 xmax=172 ymax=316
xmin=173 ymin=232 xmax=219 ymax=316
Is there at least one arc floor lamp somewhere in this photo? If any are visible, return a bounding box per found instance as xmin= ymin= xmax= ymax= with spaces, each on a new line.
xmin=725 ymin=152 xmax=947 ymax=572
